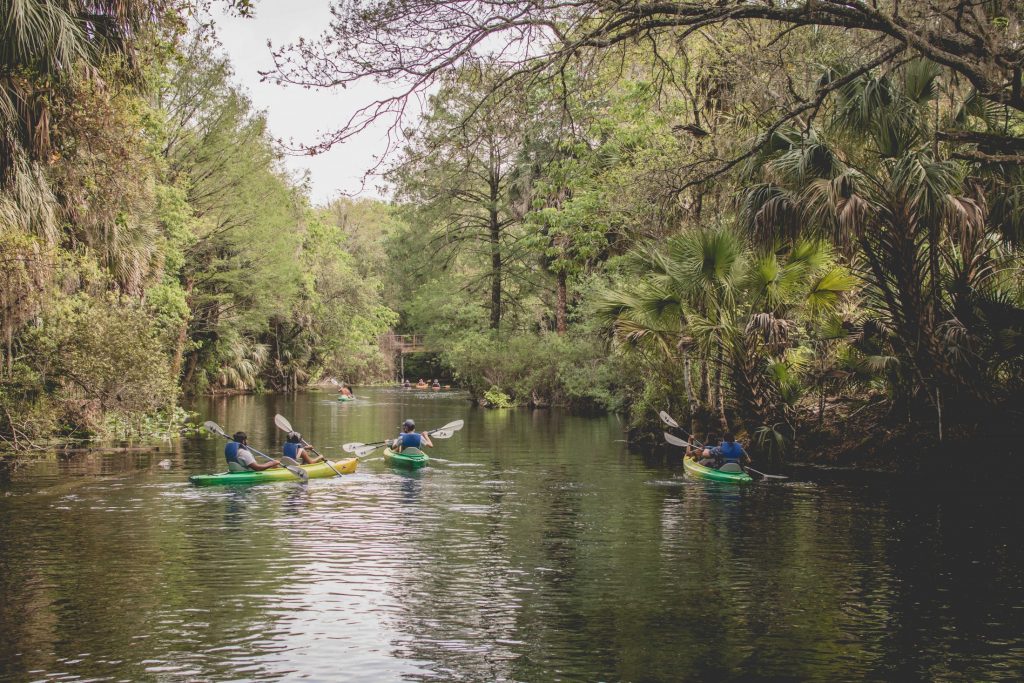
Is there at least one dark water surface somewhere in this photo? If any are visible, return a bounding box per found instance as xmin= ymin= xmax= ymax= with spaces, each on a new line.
xmin=1 ymin=388 xmax=1022 ymax=681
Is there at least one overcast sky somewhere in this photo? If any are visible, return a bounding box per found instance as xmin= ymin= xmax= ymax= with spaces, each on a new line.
xmin=214 ymin=1 xmax=397 ymax=205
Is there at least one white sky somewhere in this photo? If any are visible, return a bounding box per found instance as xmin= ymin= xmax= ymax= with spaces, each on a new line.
xmin=214 ymin=1 xmax=398 ymax=205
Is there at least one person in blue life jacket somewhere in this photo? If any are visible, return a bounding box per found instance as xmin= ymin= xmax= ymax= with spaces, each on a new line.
xmin=389 ymin=419 xmax=433 ymax=453
xmin=225 ymin=432 xmax=282 ymax=472
xmin=701 ymin=432 xmax=750 ymax=469
xmin=284 ymin=431 xmax=323 ymax=465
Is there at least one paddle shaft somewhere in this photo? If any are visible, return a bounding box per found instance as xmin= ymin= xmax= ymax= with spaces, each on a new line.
xmin=302 ymin=439 xmax=343 ymax=477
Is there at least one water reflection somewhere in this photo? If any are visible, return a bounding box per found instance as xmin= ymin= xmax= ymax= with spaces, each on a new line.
xmin=0 ymin=388 xmax=1022 ymax=681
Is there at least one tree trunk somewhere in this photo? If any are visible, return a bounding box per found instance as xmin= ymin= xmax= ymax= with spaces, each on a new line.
xmin=170 ymin=280 xmax=194 ymax=382
xmin=683 ymin=349 xmax=699 ymax=438
xmin=700 ymin=355 xmax=710 ymax=411
xmin=714 ymin=356 xmax=729 ymax=432
xmin=555 ymin=270 xmax=567 ymax=334
xmin=489 ymin=175 xmax=502 ymax=330
xmin=4 ymin=326 xmax=11 ymax=379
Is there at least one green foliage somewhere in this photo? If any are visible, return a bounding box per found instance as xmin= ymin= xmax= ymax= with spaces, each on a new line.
xmin=1 ymin=24 xmax=400 ymax=449
xmin=482 ymin=386 xmax=515 ymax=409
xmin=18 ymin=293 xmax=179 ymax=437
xmin=442 ymin=331 xmax=626 ymax=411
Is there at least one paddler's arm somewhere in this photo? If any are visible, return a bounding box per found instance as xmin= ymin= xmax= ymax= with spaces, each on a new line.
xmin=421 ymin=432 xmax=433 ymax=448
xmin=249 ymin=459 xmax=283 ymax=471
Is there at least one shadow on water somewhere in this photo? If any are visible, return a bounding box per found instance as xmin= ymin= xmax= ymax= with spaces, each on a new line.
xmin=0 ymin=387 xmax=1021 ymax=681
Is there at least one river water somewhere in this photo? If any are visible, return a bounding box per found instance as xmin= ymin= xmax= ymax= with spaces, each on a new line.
xmin=1 ymin=388 xmax=1022 ymax=681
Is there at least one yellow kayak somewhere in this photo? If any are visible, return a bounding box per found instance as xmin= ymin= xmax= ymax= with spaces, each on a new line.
xmin=189 ymin=458 xmax=357 ymax=486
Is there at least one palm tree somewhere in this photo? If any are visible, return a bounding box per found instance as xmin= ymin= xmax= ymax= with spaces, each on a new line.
xmin=1 ymin=0 xmax=160 ymax=181
xmin=596 ymin=225 xmax=854 ymax=460
xmin=738 ymin=59 xmax=1024 ymax=432
xmin=1 ymin=0 xmax=169 ymax=358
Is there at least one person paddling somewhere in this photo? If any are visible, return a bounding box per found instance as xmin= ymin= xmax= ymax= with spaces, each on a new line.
xmin=701 ymin=432 xmax=749 ymax=470
xmin=225 ymin=432 xmax=282 ymax=472
xmin=284 ymin=431 xmax=323 ymax=465
xmin=338 ymin=383 xmax=354 ymax=398
xmin=389 ymin=419 xmax=433 ymax=453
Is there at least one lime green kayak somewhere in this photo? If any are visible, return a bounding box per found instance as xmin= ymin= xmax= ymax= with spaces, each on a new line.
xmin=189 ymin=458 xmax=358 ymax=486
xmin=683 ymin=456 xmax=753 ymax=484
xmin=337 ymin=395 xmax=355 ymax=402
xmin=383 ymin=446 xmax=428 ymax=469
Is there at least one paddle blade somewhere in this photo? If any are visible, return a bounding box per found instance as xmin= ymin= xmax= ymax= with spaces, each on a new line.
xmin=747 ymin=467 xmax=788 ymax=480
xmin=282 ymin=463 xmax=308 ymax=482
xmin=274 ymin=414 xmax=293 ymax=433
xmin=429 ymin=420 xmax=464 ymax=435
xmin=663 ymin=432 xmax=691 ymax=448
xmin=204 ymin=421 xmax=227 ymax=438
xmin=355 ymin=444 xmax=381 ymax=458
xmin=659 ymin=411 xmax=680 ymax=429
xmin=431 ymin=430 xmax=453 ymax=439
xmin=341 ymin=442 xmax=365 ymax=453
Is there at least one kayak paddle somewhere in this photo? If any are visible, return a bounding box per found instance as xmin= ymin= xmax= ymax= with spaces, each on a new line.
xmin=664 ymin=431 xmax=701 ymax=450
xmin=659 ymin=411 xmax=681 ymax=429
xmin=744 ymin=466 xmax=788 ymax=480
xmin=738 ymin=443 xmax=788 ymax=480
xmin=342 ymin=419 xmax=465 ymax=458
xmin=203 ymin=421 xmax=309 ymax=483
xmin=273 ymin=414 xmax=344 ymax=477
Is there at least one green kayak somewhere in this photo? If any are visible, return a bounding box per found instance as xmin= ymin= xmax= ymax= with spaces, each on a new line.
xmin=337 ymin=395 xmax=355 ymax=402
xmin=383 ymin=446 xmax=428 ymax=469
xmin=189 ymin=458 xmax=358 ymax=486
xmin=683 ymin=456 xmax=753 ymax=484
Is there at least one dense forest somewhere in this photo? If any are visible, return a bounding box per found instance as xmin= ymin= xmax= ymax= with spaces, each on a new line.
xmin=0 ymin=3 xmax=395 ymax=445
xmin=3 ymin=1 xmax=1024 ymax=466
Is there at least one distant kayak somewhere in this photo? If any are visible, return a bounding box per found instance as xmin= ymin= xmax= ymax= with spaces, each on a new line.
xmin=415 ymin=383 xmax=429 ymax=389
xmin=337 ymin=395 xmax=355 ymax=402
xmin=189 ymin=458 xmax=358 ymax=486
xmin=383 ymin=446 xmax=428 ymax=469
xmin=682 ymin=456 xmax=753 ymax=484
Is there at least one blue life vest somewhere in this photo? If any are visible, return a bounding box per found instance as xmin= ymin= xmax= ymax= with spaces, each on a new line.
xmin=719 ymin=441 xmax=743 ymax=462
xmin=225 ymin=441 xmax=242 ymax=465
xmin=283 ymin=442 xmax=300 ymax=459
xmin=397 ymin=432 xmax=422 ymax=449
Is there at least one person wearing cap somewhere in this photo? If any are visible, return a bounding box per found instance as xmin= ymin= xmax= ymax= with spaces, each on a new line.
xmin=225 ymin=432 xmax=282 ymax=472
xmin=283 ymin=431 xmax=323 ymax=465
xmin=390 ymin=419 xmax=433 ymax=453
